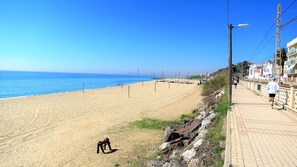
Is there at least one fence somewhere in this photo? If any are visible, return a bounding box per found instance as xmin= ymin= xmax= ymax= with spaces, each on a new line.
xmin=240 ymin=79 xmax=297 ymax=113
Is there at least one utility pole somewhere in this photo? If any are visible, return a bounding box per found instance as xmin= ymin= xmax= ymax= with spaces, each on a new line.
xmin=229 ymin=24 xmax=233 ymax=104
xmin=274 ymin=4 xmax=282 ymax=78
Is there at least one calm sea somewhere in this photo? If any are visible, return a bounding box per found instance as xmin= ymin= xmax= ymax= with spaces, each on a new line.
xmin=0 ymin=71 xmax=153 ymax=99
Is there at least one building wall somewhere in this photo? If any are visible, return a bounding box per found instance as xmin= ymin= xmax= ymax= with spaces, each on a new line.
xmin=248 ymin=62 xmax=273 ymax=79
xmin=285 ymin=36 xmax=297 ymax=81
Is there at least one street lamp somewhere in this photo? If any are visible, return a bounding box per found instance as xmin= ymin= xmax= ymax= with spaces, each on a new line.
xmin=228 ymin=23 xmax=249 ymax=104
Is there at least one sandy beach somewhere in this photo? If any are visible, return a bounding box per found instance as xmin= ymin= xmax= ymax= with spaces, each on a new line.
xmin=0 ymin=80 xmax=202 ymax=167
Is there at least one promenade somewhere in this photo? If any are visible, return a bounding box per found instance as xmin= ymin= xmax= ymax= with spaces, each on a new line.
xmin=225 ymin=84 xmax=297 ymax=167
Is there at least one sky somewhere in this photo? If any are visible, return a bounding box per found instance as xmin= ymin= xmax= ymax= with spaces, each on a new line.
xmin=0 ymin=0 xmax=297 ymax=75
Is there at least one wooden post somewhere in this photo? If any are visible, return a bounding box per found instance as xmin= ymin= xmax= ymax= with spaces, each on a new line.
xmin=128 ymin=85 xmax=130 ymax=98
xmin=155 ymin=82 xmax=157 ymax=92
xmin=168 ymin=82 xmax=170 ymax=88
xmin=142 ymin=82 xmax=144 ymax=86
xmin=289 ymin=86 xmax=295 ymax=108
xmin=83 ymin=82 xmax=84 ymax=93
xmin=121 ymin=82 xmax=123 ymax=89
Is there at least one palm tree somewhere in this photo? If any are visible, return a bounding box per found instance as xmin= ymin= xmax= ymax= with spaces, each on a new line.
xmin=276 ymin=48 xmax=287 ymax=76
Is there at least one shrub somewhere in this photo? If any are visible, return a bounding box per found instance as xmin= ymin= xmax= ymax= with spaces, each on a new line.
xmin=202 ymin=70 xmax=228 ymax=96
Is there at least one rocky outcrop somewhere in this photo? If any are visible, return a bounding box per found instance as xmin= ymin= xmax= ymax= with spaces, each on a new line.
xmin=147 ymin=89 xmax=225 ymax=167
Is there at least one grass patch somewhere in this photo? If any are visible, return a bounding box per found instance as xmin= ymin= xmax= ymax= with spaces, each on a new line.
xmin=180 ymin=109 xmax=197 ymax=120
xmin=204 ymin=88 xmax=229 ymax=166
xmin=130 ymin=118 xmax=183 ymax=130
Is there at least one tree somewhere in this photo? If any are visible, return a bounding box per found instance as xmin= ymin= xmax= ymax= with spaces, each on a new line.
xmin=276 ymin=48 xmax=287 ymax=76
xmin=235 ymin=61 xmax=250 ymax=77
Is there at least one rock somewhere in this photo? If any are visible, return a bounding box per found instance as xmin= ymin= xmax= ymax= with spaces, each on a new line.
xmin=220 ymin=141 xmax=225 ymax=148
xmin=198 ymin=120 xmax=211 ymax=132
xmin=199 ymin=111 xmax=207 ymax=119
xmin=207 ymin=113 xmax=216 ymax=121
xmin=156 ymin=156 xmax=161 ymax=161
xmin=163 ymin=126 xmax=171 ymax=142
xmin=221 ymin=150 xmax=225 ymax=160
xmin=162 ymin=162 xmax=171 ymax=167
xmin=201 ymin=119 xmax=211 ymax=127
xmin=193 ymin=139 xmax=203 ymax=148
xmin=187 ymin=158 xmax=199 ymax=167
xmin=170 ymin=159 xmax=182 ymax=167
xmin=159 ymin=142 xmax=170 ymax=151
xmin=181 ymin=149 xmax=196 ymax=162
xmin=147 ymin=160 xmax=160 ymax=167
xmin=198 ymin=129 xmax=208 ymax=139
xmin=215 ymin=93 xmax=222 ymax=99
xmin=196 ymin=115 xmax=203 ymax=120
xmin=169 ymin=150 xmax=178 ymax=160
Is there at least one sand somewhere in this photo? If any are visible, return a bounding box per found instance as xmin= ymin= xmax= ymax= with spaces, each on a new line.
xmin=0 ymin=80 xmax=202 ymax=167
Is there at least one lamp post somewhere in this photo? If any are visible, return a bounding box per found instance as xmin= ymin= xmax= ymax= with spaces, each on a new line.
xmin=228 ymin=23 xmax=249 ymax=104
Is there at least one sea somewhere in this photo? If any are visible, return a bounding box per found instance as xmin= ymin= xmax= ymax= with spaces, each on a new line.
xmin=0 ymin=71 xmax=153 ymax=99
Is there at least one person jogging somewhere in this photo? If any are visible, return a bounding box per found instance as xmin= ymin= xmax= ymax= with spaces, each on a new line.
xmin=233 ymin=79 xmax=238 ymax=89
xmin=267 ymin=78 xmax=279 ymax=108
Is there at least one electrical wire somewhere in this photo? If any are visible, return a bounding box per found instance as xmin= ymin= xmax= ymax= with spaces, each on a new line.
xmin=246 ymin=0 xmax=296 ymax=64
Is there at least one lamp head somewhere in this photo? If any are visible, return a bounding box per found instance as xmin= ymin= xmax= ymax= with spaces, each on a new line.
xmin=237 ymin=24 xmax=249 ymax=27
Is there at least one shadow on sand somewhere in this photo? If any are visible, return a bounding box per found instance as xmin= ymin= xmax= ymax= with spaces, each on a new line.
xmin=100 ymin=149 xmax=118 ymax=154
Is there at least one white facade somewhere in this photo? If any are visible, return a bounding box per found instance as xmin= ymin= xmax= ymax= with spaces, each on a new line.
xmin=284 ymin=36 xmax=297 ymax=81
xmin=248 ymin=61 xmax=273 ymax=79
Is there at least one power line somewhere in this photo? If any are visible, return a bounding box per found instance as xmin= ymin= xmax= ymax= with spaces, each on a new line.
xmin=246 ymin=24 xmax=275 ymax=61
xmin=247 ymin=0 xmax=296 ymax=64
xmin=251 ymin=36 xmax=275 ymax=62
xmin=282 ymin=15 xmax=297 ymax=27
xmin=259 ymin=53 xmax=275 ymax=63
xmin=280 ymin=0 xmax=297 ymax=17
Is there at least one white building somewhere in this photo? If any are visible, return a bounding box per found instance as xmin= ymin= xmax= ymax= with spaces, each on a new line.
xmin=284 ymin=36 xmax=297 ymax=81
xmin=248 ymin=61 xmax=273 ymax=79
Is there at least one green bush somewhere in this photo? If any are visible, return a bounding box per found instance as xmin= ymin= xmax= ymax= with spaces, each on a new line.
xmin=202 ymin=71 xmax=228 ymax=96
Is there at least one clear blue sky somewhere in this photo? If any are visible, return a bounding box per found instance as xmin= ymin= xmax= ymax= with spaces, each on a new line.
xmin=0 ymin=0 xmax=296 ymax=75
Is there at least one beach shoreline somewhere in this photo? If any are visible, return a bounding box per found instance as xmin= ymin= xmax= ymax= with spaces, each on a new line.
xmin=0 ymin=80 xmax=202 ymax=166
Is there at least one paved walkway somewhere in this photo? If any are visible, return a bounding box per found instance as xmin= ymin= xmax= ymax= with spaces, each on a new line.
xmin=225 ymin=84 xmax=297 ymax=167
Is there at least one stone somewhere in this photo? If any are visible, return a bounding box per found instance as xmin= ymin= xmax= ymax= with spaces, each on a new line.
xmin=215 ymin=93 xmax=222 ymax=99
xmin=169 ymin=150 xmax=178 ymax=160
xmin=162 ymin=162 xmax=171 ymax=167
xmin=196 ymin=115 xmax=203 ymax=120
xmin=163 ymin=126 xmax=172 ymax=142
xmin=198 ymin=129 xmax=208 ymax=139
xmin=156 ymin=156 xmax=161 ymax=161
xmin=201 ymin=119 xmax=211 ymax=127
xmin=187 ymin=158 xmax=199 ymax=167
xmin=193 ymin=139 xmax=203 ymax=148
xmin=221 ymin=150 xmax=225 ymax=160
xmin=147 ymin=160 xmax=160 ymax=167
xmin=207 ymin=113 xmax=216 ymax=121
xmin=181 ymin=148 xmax=196 ymax=162
xmin=159 ymin=142 xmax=170 ymax=151
xmin=170 ymin=159 xmax=182 ymax=167
xmin=199 ymin=111 xmax=206 ymax=119
xmin=220 ymin=141 xmax=225 ymax=148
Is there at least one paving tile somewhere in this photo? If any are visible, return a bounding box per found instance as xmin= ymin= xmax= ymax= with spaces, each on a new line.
xmin=226 ymin=84 xmax=297 ymax=167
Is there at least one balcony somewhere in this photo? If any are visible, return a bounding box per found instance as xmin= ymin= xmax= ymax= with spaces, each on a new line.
xmin=286 ymin=64 xmax=297 ymax=75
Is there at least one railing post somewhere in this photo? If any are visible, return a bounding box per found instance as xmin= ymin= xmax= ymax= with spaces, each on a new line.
xmin=289 ymin=86 xmax=295 ymax=108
